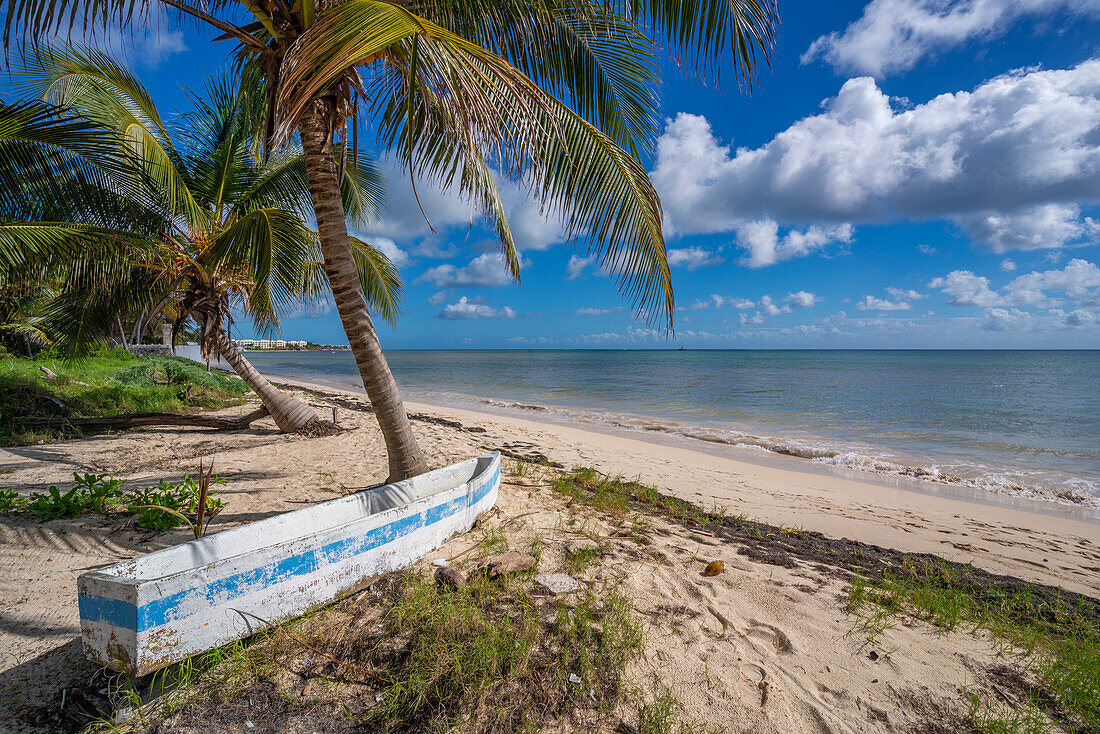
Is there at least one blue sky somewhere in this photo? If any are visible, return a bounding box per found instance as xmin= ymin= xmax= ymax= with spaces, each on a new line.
xmin=10 ymin=0 xmax=1100 ymax=348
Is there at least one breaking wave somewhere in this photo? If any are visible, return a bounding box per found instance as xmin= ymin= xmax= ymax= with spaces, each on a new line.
xmin=446 ymin=395 xmax=1100 ymax=510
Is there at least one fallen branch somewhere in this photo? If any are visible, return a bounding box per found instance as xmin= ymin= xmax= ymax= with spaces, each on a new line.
xmin=18 ymin=406 xmax=271 ymax=432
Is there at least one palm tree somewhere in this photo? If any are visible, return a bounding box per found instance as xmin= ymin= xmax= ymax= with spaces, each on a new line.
xmin=7 ymin=1 xmax=779 ymax=480
xmin=12 ymin=48 xmax=404 ymax=433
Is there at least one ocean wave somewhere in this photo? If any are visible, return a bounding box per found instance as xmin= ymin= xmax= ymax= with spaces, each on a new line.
xmin=466 ymin=395 xmax=1100 ymax=509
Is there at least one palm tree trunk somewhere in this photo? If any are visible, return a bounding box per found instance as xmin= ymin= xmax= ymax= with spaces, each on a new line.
xmin=297 ymin=104 xmax=428 ymax=481
xmin=211 ymin=331 xmax=320 ymax=433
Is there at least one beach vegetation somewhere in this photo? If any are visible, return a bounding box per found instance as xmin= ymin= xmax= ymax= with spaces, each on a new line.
xmin=7 ymin=0 xmax=778 ymax=482
xmin=848 ymin=567 xmax=1099 ymax=734
xmin=5 ymin=466 xmax=228 ymax=534
xmin=0 ymin=350 xmax=247 ymax=444
xmin=0 ymin=487 xmax=26 ymax=512
xmin=7 ymin=48 xmax=404 ymax=434
xmin=126 ymin=470 xmax=226 ymax=536
xmin=92 ymin=566 xmax=645 ymax=733
xmin=564 ymin=543 xmax=603 ymax=574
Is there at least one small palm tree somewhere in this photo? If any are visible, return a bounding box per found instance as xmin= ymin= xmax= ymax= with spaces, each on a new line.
xmin=7 ymin=1 xmax=778 ymax=480
xmin=12 ymin=47 xmax=403 ymax=433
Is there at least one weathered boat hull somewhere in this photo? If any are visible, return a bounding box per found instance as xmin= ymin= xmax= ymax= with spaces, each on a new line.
xmin=78 ymin=452 xmax=500 ymax=675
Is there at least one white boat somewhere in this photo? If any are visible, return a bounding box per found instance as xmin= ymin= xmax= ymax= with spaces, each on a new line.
xmin=77 ymin=452 xmax=500 ymax=675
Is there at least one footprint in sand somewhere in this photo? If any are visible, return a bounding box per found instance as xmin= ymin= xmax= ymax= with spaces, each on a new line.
xmin=739 ymin=619 xmax=796 ymax=655
xmin=737 ymin=663 xmax=769 ymax=707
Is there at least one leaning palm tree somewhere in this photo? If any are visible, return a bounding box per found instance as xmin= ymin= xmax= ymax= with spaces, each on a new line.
xmin=7 ymin=1 xmax=778 ymax=480
xmin=14 ymin=48 xmax=403 ymax=433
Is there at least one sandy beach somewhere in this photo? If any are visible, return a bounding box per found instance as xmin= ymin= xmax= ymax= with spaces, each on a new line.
xmin=1 ymin=379 xmax=1097 ymax=732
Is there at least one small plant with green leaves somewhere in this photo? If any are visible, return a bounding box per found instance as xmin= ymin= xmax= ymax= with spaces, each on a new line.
xmin=0 ymin=488 xmax=25 ymax=512
xmin=26 ymin=484 xmax=88 ymax=520
xmin=70 ymin=472 xmax=126 ymax=514
xmin=127 ymin=463 xmax=226 ymax=535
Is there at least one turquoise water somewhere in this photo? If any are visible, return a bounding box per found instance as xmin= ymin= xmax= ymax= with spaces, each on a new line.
xmin=244 ymin=349 xmax=1100 ymax=508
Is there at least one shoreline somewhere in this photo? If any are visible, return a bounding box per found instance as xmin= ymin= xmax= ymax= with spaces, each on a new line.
xmin=270 ymin=373 xmax=1099 ymax=596
xmin=252 ymin=365 xmax=1100 ymax=521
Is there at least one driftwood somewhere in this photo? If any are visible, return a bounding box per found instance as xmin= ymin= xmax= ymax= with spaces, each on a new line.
xmin=19 ymin=406 xmax=270 ymax=432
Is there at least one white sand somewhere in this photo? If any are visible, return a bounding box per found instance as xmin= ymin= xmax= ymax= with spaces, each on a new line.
xmin=0 ymin=381 xmax=1096 ymax=732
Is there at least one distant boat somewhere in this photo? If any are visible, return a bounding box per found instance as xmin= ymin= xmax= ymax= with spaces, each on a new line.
xmin=678 ymin=346 xmax=686 ymax=351
xmin=78 ymin=453 xmax=501 ymax=675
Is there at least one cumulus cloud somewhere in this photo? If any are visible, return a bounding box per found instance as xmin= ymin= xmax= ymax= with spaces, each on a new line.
xmin=66 ymin=7 xmax=187 ymax=68
xmin=575 ymin=306 xmax=622 ymax=315
xmin=859 ymin=286 xmax=925 ymax=311
xmin=734 ymin=219 xmax=854 ymax=268
xmin=928 ymin=271 xmax=1005 ymax=306
xmin=651 ymin=61 xmax=1100 ymax=254
xmin=691 ymin=294 xmax=756 ymax=310
xmin=361 ymin=156 xmax=568 ymax=249
xmin=1001 ymin=259 xmax=1018 ymax=272
xmin=786 ymin=291 xmax=821 ymax=308
xmin=802 ymin=0 xmax=1100 ymax=77
xmin=1003 ymin=258 xmax=1100 ymax=305
xmin=357 ymin=236 xmax=409 ymax=267
xmin=436 ymin=297 xmax=519 ymax=320
xmin=930 ymin=259 xmax=1100 ymax=308
xmin=566 ymin=254 xmax=597 ymax=280
xmin=666 ymin=247 xmax=724 ymax=269
xmin=418 ymin=252 xmax=519 ymax=288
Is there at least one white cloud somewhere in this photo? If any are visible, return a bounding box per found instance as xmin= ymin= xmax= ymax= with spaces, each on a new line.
xmin=1001 ymin=259 xmax=1018 ymax=272
xmin=73 ymin=8 xmax=188 ymax=69
xmin=858 ymin=287 xmax=924 ymax=311
xmin=918 ymin=244 xmax=938 ymax=255
xmin=418 ymin=252 xmax=519 ymax=288
xmin=692 ymin=294 xmax=756 ymax=310
xmin=1003 ymin=258 xmax=1100 ymax=305
xmin=359 ymin=236 xmax=409 ymax=267
xmin=734 ymin=219 xmax=854 ymax=268
xmin=666 ymin=247 xmax=724 ymax=269
xmin=803 ymin=0 xmax=1100 ymax=77
xmin=930 ymin=259 xmax=1100 ymax=309
xmin=858 ymin=296 xmax=912 ymax=311
xmin=886 ymin=287 xmax=923 ymax=301
xmin=786 ymin=291 xmax=821 ymax=308
xmin=928 ymin=271 xmax=1005 ymax=306
xmin=575 ymin=306 xmax=622 ymax=315
xmin=956 ymin=204 xmax=1095 ymax=253
xmin=566 ymin=254 xmax=597 ymax=280
xmin=428 ymin=290 xmax=449 ymax=306
xmin=651 ymin=60 xmax=1100 ymax=253
xmin=436 ymin=297 xmax=519 ymax=320
xmin=758 ymin=295 xmax=791 ymax=316
xmin=739 ymin=312 xmax=766 ymax=326
xmin=361 ymin=156 xmax=568 ymax=250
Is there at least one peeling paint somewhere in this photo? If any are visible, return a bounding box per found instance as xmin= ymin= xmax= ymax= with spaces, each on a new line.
xmin=78 ymin=453 xmax=500 ymax=675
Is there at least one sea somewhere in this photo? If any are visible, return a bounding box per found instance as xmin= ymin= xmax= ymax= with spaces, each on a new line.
xmin=242 ymin=349 xmax=1100 ymax=514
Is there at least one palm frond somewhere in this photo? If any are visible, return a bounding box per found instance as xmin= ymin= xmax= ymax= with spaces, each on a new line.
xmin=625 ymin=0 xmax=779 ymax=84
xmin=348 ymin=235 xmax=402 ymax=324
xmin=14 ymin=44 xmax=205 ymax=229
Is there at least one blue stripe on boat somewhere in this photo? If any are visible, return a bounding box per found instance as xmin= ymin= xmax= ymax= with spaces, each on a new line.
xmin=78 ymin=593 xmax=136 ymax=631
xmin=79 ymin=464 xmax=499 ymax=632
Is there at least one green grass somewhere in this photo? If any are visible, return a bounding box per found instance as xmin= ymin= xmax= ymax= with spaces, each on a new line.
xmin=107 ymin=569 xmax=646 ymax=734
xmin=564 ymin=544 xmax=602 ymax=574
xmin=553 ymin=467 xmax=1099 ymax=734
xmin=848 ymin=567 xmax=1099 ymax=733
xmin=0 ymin=349 xmax=248 ymax=444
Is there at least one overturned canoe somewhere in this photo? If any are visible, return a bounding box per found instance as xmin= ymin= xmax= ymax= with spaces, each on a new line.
xmin=78 ymin=452 xmax=500 ymax=675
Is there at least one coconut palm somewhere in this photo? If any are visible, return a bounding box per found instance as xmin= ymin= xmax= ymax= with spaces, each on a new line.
xmin=7 ymin=0 xmax=779 ymax=480
xmin=13 ymin=47 xmax=403 ymax=433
